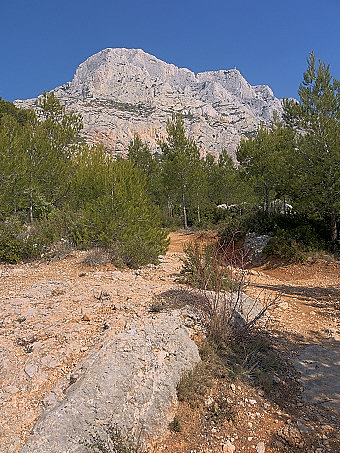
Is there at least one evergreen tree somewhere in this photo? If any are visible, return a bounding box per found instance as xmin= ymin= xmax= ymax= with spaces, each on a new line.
xmin=237 ymin=119 xmax=295 ymax=212
xmin=283 ymin=52 xmax=340 ymax=253
xmin=21 ymin=92 xmax=83 ymax=223
xmin=205 ymin=150 xmax=239 ymax=206
xmin=127 ymin=134 xmax=164 ymax=206
xmin=159 ymin=114 xmax=203 ymax=228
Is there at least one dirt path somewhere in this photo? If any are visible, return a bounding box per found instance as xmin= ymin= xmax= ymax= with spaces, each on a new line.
xmin=157 ymin=235 xmax=340 ymax=452
xmin=0 ymin=232 xmax=339 ymax=452
xmin=248 ymin=261 xmax=340 ymax=413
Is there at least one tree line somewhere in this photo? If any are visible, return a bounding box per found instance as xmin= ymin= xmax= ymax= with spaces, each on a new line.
xmin=0 ymin=51 xmax=339 ymax=263
xmin=128 ymin=52 xmax=339 ymax=253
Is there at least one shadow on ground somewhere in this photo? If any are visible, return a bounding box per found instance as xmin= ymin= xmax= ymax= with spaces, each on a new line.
xmin=158 ymin=287 xmax=340 ymax=452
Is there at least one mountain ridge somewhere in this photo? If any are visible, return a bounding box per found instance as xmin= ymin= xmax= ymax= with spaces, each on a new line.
xmin=15 ymin=48 xmax=283 ymax=159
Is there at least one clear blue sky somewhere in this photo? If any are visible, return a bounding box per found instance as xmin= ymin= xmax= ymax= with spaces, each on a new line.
xmin=1 ymin=0 xmax=339 ymax=102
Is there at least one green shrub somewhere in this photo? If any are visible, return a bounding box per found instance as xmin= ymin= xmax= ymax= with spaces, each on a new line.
xmin=263 ymin=232 xmax=306 ymax=262
xmin=219 ymin=209 xmax=331 ymax=254
xmin=77 ymin=160 xmax=169 ymax=267
xmin=180 ymin=241 xmax=235 ymax=291
xmin=219 ymin=209 xmax=277 ymax=245
xmin=0 ymin=217 xmax=42 ymax=264
xmin=34 ymin=208 xmax=79 ymax=246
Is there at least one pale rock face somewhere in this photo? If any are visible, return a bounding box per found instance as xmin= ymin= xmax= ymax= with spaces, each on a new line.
xmin=15 ymin=48 xmax=283 ymax=159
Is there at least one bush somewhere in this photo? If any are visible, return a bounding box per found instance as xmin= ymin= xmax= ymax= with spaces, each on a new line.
xmin=219 ymin=209 xmax=276 ymax=246
xmin=180 ymin=241 xmax=236 ymax=291
xmin=46 ymin=239 xmax=74 ymax=261
xmin=219 ymin=209 xmax=331 ymax=254
xmin=35 ymin=208 xmax=86 ymax=247
xmin=263 ymin=232 xmax=306 ymax=262
xmin=77 ymin=160 xmax=169 ymax=268
xmin=82 ymin=247 xmax=112 ymax=267
xmin=0 ymin=217 xmax=42 ymax=264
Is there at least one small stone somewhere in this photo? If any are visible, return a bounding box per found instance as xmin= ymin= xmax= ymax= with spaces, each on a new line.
xmin=222 ymin=440 xmax=235 ymax=453
xmin=205 ymin=396 xmax=214 ymax=407
xmin=273 ymin=375 xmax=281 ymax=384
xmin=82 ymin=312 xmax=91 ymax=322
xmin=256 ymin=441 xmax=265 ymax=453
xmin=24 ymin=364 xmax=38 ymax=378
xmin=230 ymin=383 xmax=236 ymax=392
xmin=42 ymin=392 xmax=57 ymax=407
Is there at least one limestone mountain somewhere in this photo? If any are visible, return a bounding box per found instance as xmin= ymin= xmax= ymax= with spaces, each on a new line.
xmin=15 ymin=48 xmax=283 ymax=159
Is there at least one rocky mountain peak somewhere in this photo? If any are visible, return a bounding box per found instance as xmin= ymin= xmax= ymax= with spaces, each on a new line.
xmin=15 ymin=48 xmax=283 ymax=159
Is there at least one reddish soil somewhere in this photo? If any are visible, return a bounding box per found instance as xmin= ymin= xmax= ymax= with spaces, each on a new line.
xmin=155 ymin=233 xmax=340 ymax=453
xmin=0 ymin=232 xmax=339 ymax=452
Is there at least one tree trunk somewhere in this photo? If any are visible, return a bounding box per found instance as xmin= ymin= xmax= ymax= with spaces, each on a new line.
xmin=182 ymin=191 xmax=188 ymax=229
xmin=330 ymin=211 xmax=338 ymax=255
xmin=283 ymin=195 xmax=287 ymax=215
xmin=29 ymin=190 xmax=34 ymax=225
xmin=167 ymin=195 xmax=172 ymax=217
xmin=197 ymin=204 xmax=201 ymax=224
xmin=265 ymin=187 xmax=270 ymax=213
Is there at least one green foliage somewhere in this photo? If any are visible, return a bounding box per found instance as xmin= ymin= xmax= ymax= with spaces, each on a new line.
xmin=73 ymin=149 xmax=169 ymax=267
xmin=0 ymin=92 xmax=82 ymax=223
xmin=263 ymin=232 xmax=306 ymax=263
xmin=159 ymin=113 xmax=206 ymax=228
xmin=219 ymin=208 xmax=330 ymax=256
xmin=283 ymin=52 xmax=340 ymax=253
xmin=0 ymin=217 xmax=42 ymax=263
xmin=218 ymin=209 xmax=275 ymax=246
xmin=0 ymin=97 xmax=30 ymax=125
xmin=180 ymin=241 xmax=234 ymax=291
xmin=34 ymin=208 xmax=86 ymax=247
xmin=0 ymin=97 xmax=169 ymax=267
xmin=237 ymin=118 xmax=295 ymax=212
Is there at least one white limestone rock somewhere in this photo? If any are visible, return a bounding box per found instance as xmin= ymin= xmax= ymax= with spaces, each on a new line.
xmin=15 ymin=48 xmax=283 ymax=159
xmin=20 ymin=311 xmax=200 ymax=452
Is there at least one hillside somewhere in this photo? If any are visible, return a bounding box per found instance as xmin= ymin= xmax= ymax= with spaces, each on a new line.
xmin=14 ymin=48 xmax=283 ymax=159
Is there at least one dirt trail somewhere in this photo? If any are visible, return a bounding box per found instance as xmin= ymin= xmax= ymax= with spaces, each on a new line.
xmin=0 ymin=232 xmax=339 ymax=452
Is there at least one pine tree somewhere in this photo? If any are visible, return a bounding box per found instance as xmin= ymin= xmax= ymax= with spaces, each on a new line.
xmin=159 ymin=114 xmax=203 ymax=228
xmin=283 ymin=52 xmax=340 ymax=253
xmin=237 ymin=119 xmax=295 ymax=212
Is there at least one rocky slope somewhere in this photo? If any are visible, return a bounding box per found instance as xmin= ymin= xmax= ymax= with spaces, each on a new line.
xmin=15 ymin=48 xmax=283 ymax=159
xmin=0 ymin=233 xmax=339 ymax=452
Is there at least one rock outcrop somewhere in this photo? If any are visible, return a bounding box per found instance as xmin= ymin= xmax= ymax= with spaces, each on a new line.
xmin=15 ymin=48 xmax=283 ymax=159
xmin=20 ymin=311 xmax=200 ymax=452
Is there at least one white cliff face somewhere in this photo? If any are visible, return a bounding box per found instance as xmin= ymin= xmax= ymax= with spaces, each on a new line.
xmin=15 ymin=48 xmax=283 ymax=159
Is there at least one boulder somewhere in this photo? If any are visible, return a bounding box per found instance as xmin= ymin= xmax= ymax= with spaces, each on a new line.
xmin=20 ymin=311 xmax=200 ymax=452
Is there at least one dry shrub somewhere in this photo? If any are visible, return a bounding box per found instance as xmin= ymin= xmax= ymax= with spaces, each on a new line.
xmin=178 ymin=236 xmax=281 ymax=394
xmin=181 ymin=236 xmax=279 ymax=342
xmin=82 ymin=247 xmax=112 ymax=267
xmin=47 ymin=239 xmax=74 ymax=261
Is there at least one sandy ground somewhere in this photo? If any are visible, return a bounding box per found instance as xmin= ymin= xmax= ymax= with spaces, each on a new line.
xmin=0 ymin=232 xmax=339 ymax=452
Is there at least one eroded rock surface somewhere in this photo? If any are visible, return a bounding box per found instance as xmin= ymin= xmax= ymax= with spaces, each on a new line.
xmin=294 ymin=344 xmax=340 ymax=413
xmin=15 ymin=48 xmax=283 ymax=159
xmin=20 ymin=311 xmax=200 ymax=452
